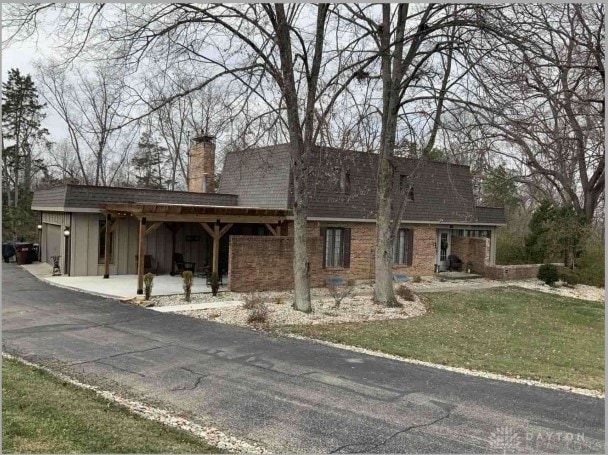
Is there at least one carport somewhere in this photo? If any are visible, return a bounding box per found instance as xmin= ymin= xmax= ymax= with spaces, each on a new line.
xmin=100 ymin=202 xmax=288 ymax=295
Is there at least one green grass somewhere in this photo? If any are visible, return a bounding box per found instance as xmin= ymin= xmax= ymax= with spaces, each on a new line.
xmin=283 ymin=287 xmax=605 ymax=391
xmin=2 ymin=357 xmax=220 ymax=453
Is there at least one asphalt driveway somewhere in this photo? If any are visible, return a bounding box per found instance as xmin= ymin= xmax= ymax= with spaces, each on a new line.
xmin=2 ymin=264 xmax=604 ymax=453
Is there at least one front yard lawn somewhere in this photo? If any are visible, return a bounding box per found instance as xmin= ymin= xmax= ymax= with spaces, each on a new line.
xmin=282 ymin=287 xmax=604 ymax=391
xmin=2 ymin=357 xmax=220 ymax=453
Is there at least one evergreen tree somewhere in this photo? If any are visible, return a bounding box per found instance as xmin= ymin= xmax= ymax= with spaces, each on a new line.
xmin=481 ymin=165 xmax=521 ymax=208
xmin=2 ymin=68 xmax=48 ymax=240
xmin=525 ymin=200 xmax=588 ymax=266
xmin=2 ymin=68 xmax=48 ymax=202
xmin=131 ymin=132 xmax=168 ymax=189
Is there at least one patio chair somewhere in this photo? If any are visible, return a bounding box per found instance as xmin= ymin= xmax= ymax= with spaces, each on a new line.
xmin=173 ymin=252 xmax=195 ymax=276
xmin=447 ymin=254 xmax=463 ymax=272
xmin=135 ymin=254 xmax=159 ymax=274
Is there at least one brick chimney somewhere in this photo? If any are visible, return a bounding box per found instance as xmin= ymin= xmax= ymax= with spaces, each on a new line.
xmin=188 ymin=134 xmax=215 ymax=193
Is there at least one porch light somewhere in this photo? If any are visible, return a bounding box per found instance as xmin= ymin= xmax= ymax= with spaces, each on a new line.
xmin=63 ymin=228 xmax=71 ymax=237
xmin=37 ymin=224 xmax=42 ymax=230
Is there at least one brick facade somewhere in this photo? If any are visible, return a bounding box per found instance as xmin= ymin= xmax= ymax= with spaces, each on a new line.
xmin=288 ymin=221 xmax=437 ymax=279
xmin=230 ymin=222 xmax=439 ymax=291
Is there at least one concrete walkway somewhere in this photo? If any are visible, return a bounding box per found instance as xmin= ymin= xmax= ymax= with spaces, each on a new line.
xmin=151 ymin=301 xmax=243 ymax=313
xmin=3 ymin=264 xmax=604 ymax=453
xmin=21 ymin=262 xmax=228 ymax=299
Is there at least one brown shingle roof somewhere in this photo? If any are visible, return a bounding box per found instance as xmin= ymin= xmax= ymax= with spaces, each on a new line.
xmin=218 ymin=145 xmax=292 ymax=209
xmin=220 ymin=144 xmax=501 ymax=224
xmin=475 ymin=206 xmax=507 ymax=225
xmin=32 ymin=184 xmax=238 ymax=211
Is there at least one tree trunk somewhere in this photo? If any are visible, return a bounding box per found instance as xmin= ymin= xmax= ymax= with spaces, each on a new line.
xmin=292 ymin=175 xmax=311 ymax=312
xmin=374 ymin=163 xmax=396 ymax=305
xmin=373 ymin=4 xmax=405 ymax=307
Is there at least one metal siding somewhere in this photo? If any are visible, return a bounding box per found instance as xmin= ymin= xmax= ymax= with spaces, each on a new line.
xmin=45 ymin=224 xmax=61 ymax=266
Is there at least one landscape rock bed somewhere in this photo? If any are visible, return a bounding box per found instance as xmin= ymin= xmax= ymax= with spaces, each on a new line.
xmin=147 ymin=276 xmax=603 ymax=328
xmin=408 ymin=276 xmax=604 ymax=302
xmin=507 ymin=279 xmax=604 ymax=302
xmin=151 ymin=286 xmax=426 ymax=328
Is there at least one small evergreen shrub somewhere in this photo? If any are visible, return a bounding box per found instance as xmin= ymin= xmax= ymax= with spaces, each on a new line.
xmin=143 ymin=273 xmax=154 ymax=300
xmin=274 ymin=296 xmax=285 ymax=305
xmin=210 ymin=272 xmax=220 ymax=296
xmin=413 ymin=275 xmax=422 ymax=283
xmin=182 ymin=271 xmax=193 ymax=301
xmin=538 ymin=264 xmax=559 ymax=286
xmin=559 ymin=269 xmax=581 ymax=287
xmin=396 ymin=285 xmax=416 ymax=301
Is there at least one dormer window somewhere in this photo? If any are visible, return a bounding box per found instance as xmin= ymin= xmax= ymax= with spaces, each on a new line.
xmin=399 ymin=174 xmax=414 ymax=201
xmin=338 ymin=170 xmax=351 ymax=194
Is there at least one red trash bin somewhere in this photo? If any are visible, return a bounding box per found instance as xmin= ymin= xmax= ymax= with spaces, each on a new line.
xmin=15 ymin=242 xmax=33 ymax=265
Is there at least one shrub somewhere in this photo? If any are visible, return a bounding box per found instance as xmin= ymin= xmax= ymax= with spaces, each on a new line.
xmin=210 ymin=272 xmax=219 ymax=296
xmin=538 ymin=264 xmax=559 ymax=286
xmin=274 ymin=296 xmax=285 ymax=305
xmin=143 ymin=273 xmax=154 ymax=300
xmin=328 ymin=283 xmax=354 ymax=308
xmin=242 ymin=293 xmax=263 ymax=310
xmin=182 ymin=271 xmax=193 ymax=301
xmin=412 ymin=275 xmax=422 ymax=283
xmin=247 ymin=303 xmax=269 ymax=324
xmin=559 ymin=269 xmax=581 ymax=287
xmin=396 ymin=285 xmax=416 ymax=301
xmin=576 ymin=234 xmax=605 ymax=287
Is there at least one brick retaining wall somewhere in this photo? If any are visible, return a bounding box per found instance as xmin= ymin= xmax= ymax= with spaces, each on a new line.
xmin=485 ymin=263 xmax=565 ymax=280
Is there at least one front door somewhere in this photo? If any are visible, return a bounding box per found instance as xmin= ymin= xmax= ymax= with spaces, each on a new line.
xmin=436 ymin=229 xmax=451 ymax=272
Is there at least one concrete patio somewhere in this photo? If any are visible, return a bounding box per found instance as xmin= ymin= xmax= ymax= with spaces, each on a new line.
xmin=21 ymin=262 xmax=228 ymax=300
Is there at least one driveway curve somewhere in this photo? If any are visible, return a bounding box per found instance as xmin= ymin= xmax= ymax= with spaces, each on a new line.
xmin=2 ymin=264 xmax=604 ymax=453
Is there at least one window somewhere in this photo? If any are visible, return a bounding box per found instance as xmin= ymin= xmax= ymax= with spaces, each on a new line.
xmin=399 ymin=174 xmax=414 ymax=201
xmin=322 ymin=227 xmax=351 ymax=268
xmin=450 ymin=228 xmax=491 ymax=239
xmin=338 ymin=170 xmax=351 ymax=194
xmin=98 ymin=215 xmax=114 ymax=264
xmin=393 ymin=228 xmax=413 ymax=265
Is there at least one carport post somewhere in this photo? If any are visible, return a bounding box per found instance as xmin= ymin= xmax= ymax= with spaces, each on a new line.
xmin=137 ymin=217 xmax=146 ymax=295
xmin=212 ymin=220 xmax=220 ymax=276
xmin=103 ymin=214 xmax=111 ymax=279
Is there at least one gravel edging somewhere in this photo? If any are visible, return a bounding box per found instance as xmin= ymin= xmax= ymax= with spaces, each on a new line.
xmin=2 ymin=353 xmax=268 ymax=454
xmin=282 ymin=335 xmax=605 ymax=399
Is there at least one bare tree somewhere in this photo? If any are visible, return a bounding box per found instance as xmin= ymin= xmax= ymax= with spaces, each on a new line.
xmin=5 ymin=3 xmax=378 ymax=312
xmin=36 ymin=61 xmax=137 ymax=186
xmin=337 ymin=4 xmax=471 ymax=306
xmin=456 ymin=3 xmax=604 ymax=221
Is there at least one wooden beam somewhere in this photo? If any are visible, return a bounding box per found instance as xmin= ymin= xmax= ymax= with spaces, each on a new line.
xmin=265 ymin=223 xmax=278 ymax=236
xmin=145 ymin=221 xmax=163 ymax=235
xmin=212 ymin=222 xmax=220 ymax=277
xmin=137 ymin=217 xmax=146 ymax=295
xmin=142 ymin=214 xmax=285 ymax=224
xmin=219 ymin=223 xmax=233 ymax=238
xmin=103 ymin=214 xmax=111 ymax=279
xmin=200 ymin=222 xmax=215 ymax=238
xmin=109 ymin=218 xmax=119 ymax=234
